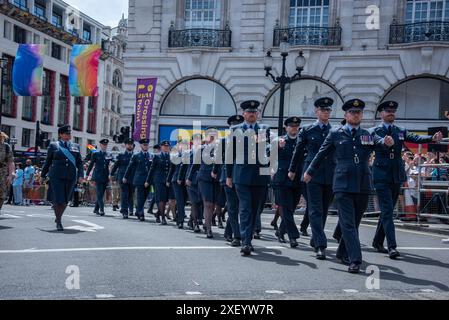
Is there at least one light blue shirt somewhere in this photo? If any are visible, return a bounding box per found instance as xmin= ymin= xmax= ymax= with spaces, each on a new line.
xmin=24 ymin=166 xmax=35 ymax=183
xmin=344 ymin=124 xmax=360 ymax=134
xmin=315 ymin=120 xmax=330 ymax=130
xmin=13 ymin=169 xmax=24 ymax=186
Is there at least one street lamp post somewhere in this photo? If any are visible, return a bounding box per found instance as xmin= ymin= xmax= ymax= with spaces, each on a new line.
xmin=0 ymin=57 xmax=9 ymax=127
xmin=264 ymin=36 xmax=306 ymax=135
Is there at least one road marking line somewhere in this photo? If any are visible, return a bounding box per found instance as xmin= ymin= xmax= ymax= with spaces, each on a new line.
xmin=265 ymin=290 xmax=284 ymax=294
xmin=420 ymin=289 xmax=436 ymax=293
xmin=360 ymin=223 xmax=448 ymax=238
xmin=1 ymin=214 xmax=21 ymax=219
xmin=65 ymin=220 xmax=105 ymax=233
xmin=96 ymin=294 xmax=115 ymax=299
xmin=343 ymin=289 xmax=359 ymax=293
xmin=186 ymin=292 xmax=202 ymax=295
xmin=192 ymin=281 xmax=200 ymax=286
xmin=1 ymin=245 xmax=449 ymax=254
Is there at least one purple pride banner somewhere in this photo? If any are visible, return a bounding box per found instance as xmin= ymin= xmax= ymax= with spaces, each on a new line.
xmin=133 ymin=78 xmax=158 ymax=141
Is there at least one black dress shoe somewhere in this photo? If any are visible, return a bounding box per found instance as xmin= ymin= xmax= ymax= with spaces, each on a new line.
xmin=113 ymin=206 xmax=118 ymax=212
xmin=129 ymin=212 xmax=134 ymax=216
xmin=339 ymin=256 xmax=350 ymax=265
xmin=373 ymin=242 xmax=389 ymax=254
xmin=56 ymin=221 xmax=64 ymax=231
xmin=218 ymin=221 xmax=224 ymax=229
xmin=94 ymin=210 xmax=100 ymax=215
xmin=156 ymin=217 xmax=161 ymax=224
xmin=100 ymin=211 xmax=105 ymax=216
xmin=253 ymin=232 xmax=261 ymax=240
xmin=207 ymin=231 xmax=214 ymax=239
xmin=161 ymin=218 xmax=167 ymax=225
xmin=123 ymin=214 xmax=128 ymax=219
xmin=178 ymin=223 xmax=184 ymax=229
xmin=275 ymin=231 xmax=286 ymax=243
xmin=300 ymin=229 xmax=309 ymax=237
xmin=231 ymin=239 xmax=241 ymax=247
xmin=290 ymin=239 xmax=299 ymax=248
xmin=194 ymin=225 xmax=201 ymax=233
xmin=241 ymin=246 xmax=251 ymax=256
xmin=389 ymin=248 xmax=401 ymax=260
xmin=250 ymin=245 xmax=255 ymax=252
xmin=139 ymin=216 xmax=145 ymax=222
xmin=348 ymin=263 xmax=360 ymax=274
xmin=316 ymin=248 xmax=326 ymax=260
xmin=270 ymin=220 xmax=278 ymax=230
xmin=224 ymin=236 xmax=233 ymax=243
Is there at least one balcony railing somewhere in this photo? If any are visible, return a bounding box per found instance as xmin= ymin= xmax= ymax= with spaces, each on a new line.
xmin=168 ymin=27 xmax=232 ymax=48
xmin=390 ymin=21 xmax=449 ymax=44
xmin=274 ymin=25 xmax=342 ymax=47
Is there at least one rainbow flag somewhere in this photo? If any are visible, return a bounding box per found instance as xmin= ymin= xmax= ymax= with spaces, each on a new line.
xmin=69 ymin=44 xmax=102 ymax=97
xmin=87 ymin=144 xmax=98 ymax=153
xmin=13 ymin=44 xmax=45 ymax=96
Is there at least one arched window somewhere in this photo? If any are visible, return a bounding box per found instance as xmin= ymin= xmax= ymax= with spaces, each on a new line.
xmin=380 ymin=76 xmax=449 ymax=120
xmin=112 ymin=69 xmax=122 ymax=88
xmin=263 ymin=78 xmax=344 ymax=119
xmin=161 ymin=78 xmax=236 ymax=116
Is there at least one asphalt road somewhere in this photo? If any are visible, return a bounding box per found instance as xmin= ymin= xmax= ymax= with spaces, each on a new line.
xmin=1 ymin=205 xmax=449 ymax=300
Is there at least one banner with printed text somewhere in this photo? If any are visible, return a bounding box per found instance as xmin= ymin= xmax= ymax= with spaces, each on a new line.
xmin=133 ymin=78 xmax=158 ymax=141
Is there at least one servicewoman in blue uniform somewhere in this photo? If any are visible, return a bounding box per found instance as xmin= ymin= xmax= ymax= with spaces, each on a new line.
xmin=146 ymin=140 xmax=172 ymax=225
xmin=41 ymin=125 xmax=84 ymax=231
xmin=273 ymin=117 xmax=303 ymax=248
xmin=167 ymin=140 xmax=190 ymax=229
xmin=370 ymin=101 xmax=442 ymax=259
xmin=181 ymin=133 xmax=203 ymax=233
xmin=86 ymin=139 xmax=112 ymax=216
xmin=188 ymin=128 xmax=221 ymax=239
xmin=288 ymin=97 xmax=336 ymax=260
xmin=304 ymin=99 xmax=395 ymax=273
xmin=124 ymin=138 xmax=152 ymax=221
xmin=226 ymin=100 xmax=271 ymax=256
xmin=213 ymin=115 xmax=244 ymax=247
xmin=111 ymin=138 xmax=135 ymax=219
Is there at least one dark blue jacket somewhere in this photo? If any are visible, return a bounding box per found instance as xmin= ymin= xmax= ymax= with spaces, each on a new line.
xmin=272 ymin=135 xmax=302 ymax=188
xmin=41 ymin=141 xmax=84 ymax=181
xmin=225 ymin=122 xmax=271 ymax=187
xmin=125 ymin=151 xmax=152 ymax=186
xmin=306 ymin=126 xmax=384 ymax=194
xmin=86 ymin=151 xmax=112 ymax=184
xmin=188 ymin=144 xmax=220 ymax=183
xmin=147 ymin=152 xmax=171 ymax=185
xmin=289 ymin=122 xmax=336 ymax=185
xmin=369 ymin=123 xmax=432 ymax=184
xmin=111 ymin=151 xmax=134 ymax=182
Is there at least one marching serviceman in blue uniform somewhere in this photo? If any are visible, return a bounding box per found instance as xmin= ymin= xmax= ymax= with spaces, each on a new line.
xmin=213 ymin=115 xmax=244 ymax=246
xmin=180 ymin=133 xmax=203 ymax=233
xmin=86 ymin=139 xmax=113 ymax=216
xmin=111 ymin=138 xmax=135 ymax=219
xmin=273 ymin=117 xmax=303 ymax=248
xmin=41 ymin=125 xmax=84 ymax=231
xmin=188 ymin=128 xmax=221 ymax=239
xmin=226 ymin=100 xmax=271 ymax=256
xmin=124 ymin=139 xmax=152 ymax=221
xmin=304 ymin=99 xmax=395 ymax=273
xmin=370 ymin=101 xmax=443 ymax=259
xmin=288 ymin=97 xmax=336 ymax=260
xmin=146 ymin=140 xmax=172 ymax=225
xmin=167 ymin=140 xmax=189 ymax=229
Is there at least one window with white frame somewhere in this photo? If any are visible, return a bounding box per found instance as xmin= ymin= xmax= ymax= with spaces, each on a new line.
xmin=184 ymin=0 xmax=221 ymax=28
xmin=406 ymin=0 xmax=449 ymax=23
xmin=289 ymin=0 xmax=330 ymax=27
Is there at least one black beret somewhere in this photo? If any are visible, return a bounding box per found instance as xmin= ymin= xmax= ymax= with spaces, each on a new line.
xmin=314 ymin=97 xmax=334 ymax=109
xmin=58 ymin=125 xmax=71 ymax=135
xmin=227 ymin=115 xmax=244 ymax=126
xmin=99 ymin=139 xmax=109 ymax=144
xmin=124 ymin=138 xmax=134 ymax=145
xmin=241 ymin=100 xmax=260 ymax=112
xmin=153 ymin=144 xmax=161 ymax=149
xmin=342 ymin=99 xmax=366 ymax=112
xmin=139 ymin=138 xmax=150 ymax=144
xmin=377 ymin=101 xmax=398 ymax=113
xmin=284 ymin=116 xmax=301 ymax=127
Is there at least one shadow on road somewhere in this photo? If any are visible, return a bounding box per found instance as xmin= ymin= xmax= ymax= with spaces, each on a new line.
xmin=37 ymin=228 xmax=86 ymax=235
xmin=0 ymin=226 xmax=13 ymax=230
xmin=248 ymin=247 xmax=319 ymax=269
